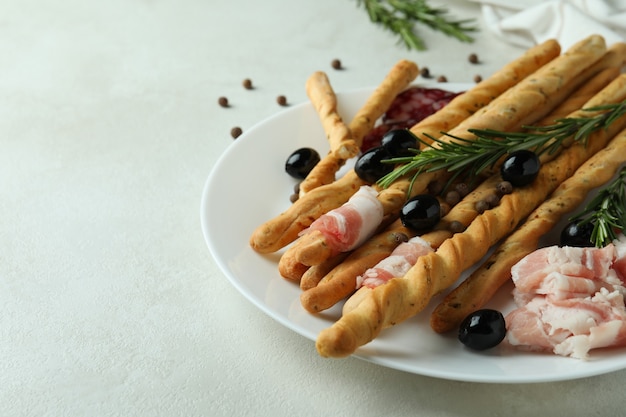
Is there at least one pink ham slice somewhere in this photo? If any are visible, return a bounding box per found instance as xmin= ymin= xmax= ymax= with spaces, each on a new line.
xmin=355 ymin=236 xmax=433 ymax=289
xmin=302 ymin=185 xmax=384 ymax=254
xmin=505 ymin=238 xmax=626 ymax=359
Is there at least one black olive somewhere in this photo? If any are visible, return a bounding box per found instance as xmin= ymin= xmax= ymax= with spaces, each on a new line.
xmin=458 ymin=309 xmax=507 ymax=351
xmin=381 ymin=128 xmax=419 ymax=157
xmin=400 ymin=194 xmax=441 ymax=231
xmin=500 ymin=150 xmax=540 ymax=186
xmin=354 ymin=146 xmax=394 ymax=183
xmin=560 ymin=221 xmax=595 ymax=247
xmin=285 ymin=147 xmax=321 ymax=179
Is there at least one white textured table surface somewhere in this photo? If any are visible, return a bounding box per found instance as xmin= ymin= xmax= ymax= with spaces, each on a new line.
xmin=2 ymin=1 xmax=626 ymax=416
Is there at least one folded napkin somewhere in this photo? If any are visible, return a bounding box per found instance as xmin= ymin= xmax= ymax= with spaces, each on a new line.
xmin=468 ymin=0 xmax=626 ymax=49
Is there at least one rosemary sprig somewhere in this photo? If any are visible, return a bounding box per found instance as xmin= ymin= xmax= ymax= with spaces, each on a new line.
xmin=377 ymin=100 xmax=626 ymax=189
xmin=355 ymin=0 xmax=476 ymax=51
xmin=568 ymin=167 xmax=626 ymax=248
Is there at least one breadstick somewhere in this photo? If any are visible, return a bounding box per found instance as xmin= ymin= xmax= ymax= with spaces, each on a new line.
xmin=534 ymin=42 xmax=626 ymax=125
xmin=430 ymin=125 xmax=626 ymax=334
xmin=306 ymin=71 xmax=359 ymax=160
xmin=540 ymin=68 xmax=619 ymax=124
xmin=316 ymin=76 xmax=626 ymax=357
xmin=300 ymin=252 xmax=351 ymax=291
xmin=278 ymin=250 xmax=310 ymax=281
xmin=348 ymin=60 xmax=420 ymax=146
xmin=409 ymin=38 xmax=561 ymax=142
xmin=299 ymin=61 xmax=419 ymax=195
xmin=249 ymin=40 xmax=567 ymax=255
xmin=292 ymin=35 xmax=608 ymax=267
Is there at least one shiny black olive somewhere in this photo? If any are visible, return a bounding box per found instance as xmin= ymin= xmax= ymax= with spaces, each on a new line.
xmin=500 ymin=150 xmax=540 ymax=186
xmin=458 ymin=309 xmax=507 ymax=351
xmin=354 ymin=146 xmax=394 ymax=183
xmin=400 ymin=194 xmax=441 ymax=231
xmin=560 ymin=221 xmax=595 ymax=247
xmin=285 ymin=147 xmax=321 ymax=179
xmin=381 ymin=128 xmax=419 ymax=157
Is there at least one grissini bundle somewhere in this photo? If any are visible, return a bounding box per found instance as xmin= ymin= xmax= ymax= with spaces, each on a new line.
xmin=315 ymin=73 xmax=626 ymax=358
xmin=337 ymin=66 xmax=623 ymax=313
xmin=302 ymin=66 xmax=624 ymax=312
xmin=250 ymin=61 xmax=419 ymax=254
xmin=292 ymin=41 xmax=563 ymax=295
xmin=291 ymin=35 xmax=608 ymax=268
xmin=250 ymin=39 xmax=568 ymax=255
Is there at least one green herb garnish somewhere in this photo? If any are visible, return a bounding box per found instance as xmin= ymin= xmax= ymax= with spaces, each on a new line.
xmin=355 ymin=0 xmax=476 ymax=51
xmin=377 ymin=101 xmax=626 ymax=190
xmin=568 ymin=167 xmax=626 ymax=248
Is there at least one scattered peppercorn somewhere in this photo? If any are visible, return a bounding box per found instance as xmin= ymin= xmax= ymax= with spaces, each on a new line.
xmin=445 ymin=190 xmax=461 ymax=206
xmin=293 ymin=182 xmax=301 ymax=194
xmin=218 ymin=96 xmax=229 ymax=107
xmin=469 ymin=53 xmax=479 ymax=64
xmin=331 ymin=59 xmax=342 ymax=70
xmin=289 ymin=193 xmax=299 ymax=203
xmin=496 ymin=181 xmax=513 ymax=196
xmin=230 ymin=126 xmax=243 ymax=139
xmin=455 ymin=183 xmax=469 ymax=197
xmin=420 ymin=67 xmax=431 ymax=78
xmin=242 ymin=78 xmax=253 ymax=89
xmin=277 ymin=95 xmax=288 ymax=106
xmin=437 ymin=75 xmax=448 ymax=82
xmin=475 ymin=200 xmax=489 ymax=214
xmin=449 ymin=220 xmax=465 ymax=234
xmin=474 ymin=74 xmax=483 ymax=83
xmin=485 ymin=193 xmax=500 ymax=208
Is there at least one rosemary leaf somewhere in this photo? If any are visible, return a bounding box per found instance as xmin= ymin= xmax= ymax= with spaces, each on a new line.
xmin=355 ymin=0 xmax=477 ymax=51
xmin=569 ymin=167 xmax=626 ymax=247
xmin=377 ymin=100 xmax=626 ymax=191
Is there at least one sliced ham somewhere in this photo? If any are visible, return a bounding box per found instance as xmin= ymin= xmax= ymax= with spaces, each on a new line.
xmin=505 ymin=237 xmax=626 ymax=359
xmin=355 ymin=236 xmax=433 ymax=289
xmin=302 ymin=185 xmax=384 ymax=253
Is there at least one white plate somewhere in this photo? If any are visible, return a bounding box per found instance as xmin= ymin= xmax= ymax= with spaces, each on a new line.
xmin=201 ymin=83 xmax=626 ymax=383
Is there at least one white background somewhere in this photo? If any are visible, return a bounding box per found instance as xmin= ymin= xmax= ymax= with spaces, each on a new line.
xmin=1 ymin=0 xmax=625 ymax=416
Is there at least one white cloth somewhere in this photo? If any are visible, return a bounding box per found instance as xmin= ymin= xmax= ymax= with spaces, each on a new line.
xmin=468 ymin=0 xmax=626 ymax=49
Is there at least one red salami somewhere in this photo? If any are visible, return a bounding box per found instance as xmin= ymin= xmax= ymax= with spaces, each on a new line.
xmin=361 ymin=87 xmax=462 ymax=152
